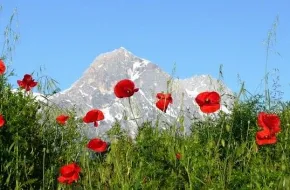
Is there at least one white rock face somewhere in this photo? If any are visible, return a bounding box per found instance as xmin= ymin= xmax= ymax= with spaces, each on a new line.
xmin=49 ymin=47 xmax=235 ymax=138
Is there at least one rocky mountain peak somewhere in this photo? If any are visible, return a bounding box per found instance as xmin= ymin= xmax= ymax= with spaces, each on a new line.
xmin=90 ymin=47 xmax=135 ymax=67
xmin=50 ymin=47 xmax=235 ymax=139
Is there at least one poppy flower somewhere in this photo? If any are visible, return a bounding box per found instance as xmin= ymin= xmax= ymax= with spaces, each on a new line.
xmin=17 ymin=74 xmax=38 ymax=91
xmin=83 ymin=109 xmax=104 ymax=127
xmin=256 ymin=112 xmax=281 ymax=146
xmin=86 ymin=138 xmax=107 ymax=153
xmin=257 ymin=112 xmax=281 ymax=134
xmin=56 ymin=114 xmax=69 ymax=125
xmin=195 ymin=91 xmax=221 ymax=113
xmin=155 ymin=93 xmax=173 ymax=112
xmin=0 ymin=59 xmax=6 ymax=75
xmin=57 ymin=163 xmax=81 ymax=184
xmin=256 ymin=128 xmax=277 ymax=145
xmin=176 ymin=153 xmax=181 ymax=160
xmin=114 ymin=79 xmax=139 ymax=98
xmin=0 ymin=114 xmax=5 ymax=128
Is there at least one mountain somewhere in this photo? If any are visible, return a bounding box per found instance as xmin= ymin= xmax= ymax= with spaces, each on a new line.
xmin=50 ymin=47 xmax=235 ymax=138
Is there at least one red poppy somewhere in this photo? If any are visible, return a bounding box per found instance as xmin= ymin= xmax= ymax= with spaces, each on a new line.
xmin=0 ymin=59 xmax=6 ymax=75
xmin=17 ymin=74 xmax=38 ymax=91
xmin=256 ymin=112 xmax=281 ymax=146
xmin=0 ymin=114 xmax=5 ymax=128
xmin=114 ymin=79 xmax=139 ymax=98
xmin=195 ymin=91 xmax=221 ymax=113
xmin=83 ymin=109 xmax=104 ymax=127
xmin=257 ymin=112 xmax=281 ymax=134
xmin=176 ymin=153 xmax=181 ymax=160
xmin=56 ymin=114 xmax=69 ymax=125
xmin=86 ymin=138 xmax=107 ymax=153
xmin=155 ymin=93 xmax=173 ymax=113
xmin=256 ymin=128 xmax=277 ymax=145
xmin=57 ymin=163 xmax=81 ymax=184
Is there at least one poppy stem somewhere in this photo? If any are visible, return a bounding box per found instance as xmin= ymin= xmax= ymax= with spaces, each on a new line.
xmin=42 ymin=147 xmax=46 ymax=189
xmin=128 ymin=97 xmax=140 ymax=128
xmin=86 ymin=155 xmax=93 ymax=190
xmin=16 ymin=130 xmax=20 ymax=190
xmin=215 ymin=121 xmax=224 ymax=152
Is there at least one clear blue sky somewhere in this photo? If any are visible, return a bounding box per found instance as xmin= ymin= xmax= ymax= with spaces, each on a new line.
xmin=1 ymin=1 xmax=290 ymax=100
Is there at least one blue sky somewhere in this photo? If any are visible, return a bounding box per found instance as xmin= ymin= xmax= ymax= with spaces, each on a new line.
xmin=1 ymin=1 xmax=290 ymax=100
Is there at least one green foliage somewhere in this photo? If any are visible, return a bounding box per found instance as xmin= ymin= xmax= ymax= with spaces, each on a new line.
xmin=2 ymin=66 xmax=290 ymax=190
xmin=1 ymin=7 xmax=290 ymax=190
xmin=0 ymin=76 xmax=87 ymax=189
xmin=0 ymin=77 xmax=43 ymax=189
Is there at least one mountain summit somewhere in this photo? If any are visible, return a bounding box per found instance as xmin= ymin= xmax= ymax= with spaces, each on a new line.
xmin=51 ymin=47 xmax=234 ymax=138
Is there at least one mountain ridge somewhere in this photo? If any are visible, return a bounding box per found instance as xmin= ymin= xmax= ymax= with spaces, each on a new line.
xmin=50 ymin=47 xmax=235 ymax=138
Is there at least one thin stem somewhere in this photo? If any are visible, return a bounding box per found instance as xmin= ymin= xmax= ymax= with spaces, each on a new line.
xmin=185 ymin=158 xmax=193 ymax=190
xmin=43 ymin=147 xmax=46 ymax=189
xmin=128 ymin=97 xmax=140 ymax=128
xmin=264 ymin=16 xmax=279 ymax=111
xmin=215 ymin=122 xmax=224 ymax=153
xmin=16 ymin=131 xmax=19 ymax=190
xmin=265 ymin=40 xmax=270 ymax=110
xmin=86 ymin=155 xmax=93 ymax=190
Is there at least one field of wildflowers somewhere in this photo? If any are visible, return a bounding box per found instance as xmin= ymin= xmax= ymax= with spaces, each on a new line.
xmin=1 ymin=55 xmax=290 ymax=190
xmin=1 ymin=8 xmax=290 ymax=190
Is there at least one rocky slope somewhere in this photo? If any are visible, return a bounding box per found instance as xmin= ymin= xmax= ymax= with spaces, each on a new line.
xmin=50 ymin=47 xmax=235 ymax=138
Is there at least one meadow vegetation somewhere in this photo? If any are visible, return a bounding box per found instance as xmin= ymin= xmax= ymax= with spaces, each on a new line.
xmin=1 ymin=7 xmax=290 ymax=190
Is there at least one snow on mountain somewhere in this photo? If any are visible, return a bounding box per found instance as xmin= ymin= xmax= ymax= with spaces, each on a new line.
xmin=11 ymin=89 xmax=48 ymax=102
xmin=50 ymin=47 xmax=235 ymax=138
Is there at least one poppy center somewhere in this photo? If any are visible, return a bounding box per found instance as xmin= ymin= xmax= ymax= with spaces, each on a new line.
xmin=125 ymin=88 xmax=132 ymax=94
xmin=205 ymin=98 xmax=210 ymax=103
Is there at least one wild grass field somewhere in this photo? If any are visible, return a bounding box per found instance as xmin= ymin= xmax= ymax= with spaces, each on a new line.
xmin=1 ymin=7 xmax=290 ymax=190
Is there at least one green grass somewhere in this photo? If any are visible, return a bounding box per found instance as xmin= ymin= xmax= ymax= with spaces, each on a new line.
xmin=1 ymin=6 xmax=290 ymax=190
xmin=1 ymin=74 xmax=290 ymax=190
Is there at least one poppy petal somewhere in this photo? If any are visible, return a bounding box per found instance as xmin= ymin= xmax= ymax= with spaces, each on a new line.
xmin=60 ymin=164 xmax=75 ymax=177
xmin=256 ymin=128 xmax=270 ymax=138
xmin=114 ymin=79 xmax=138 ymax=98
xmin=0 ymin=59 xmax=6 ymax=75
xmin=195 ymin=92 xmax=210 ymax=106
xmin=258 ymin=112 xmax=268 ymax=129
xmin=0 ymin=115 xmax=5 ymax=127
xmin=155 ymin=93 xmax=173 ymax=112
xmin=83 ymin=109 xmax=104 ymax=124
xmin=86 ymin=138 xmax=107 ymax=153
xmin=156 ymin=100 xmax=169 ymax=112
xmin=96 ymin=110 xmax=105 ymax=121
xmin=114 ymin=87 xmax=125 ymax=98
xmin=25 ymin=86 xmax=32 ymax=92
xmin=264 ymin=114 xmax=281 ymax=133
xmin=256 ymin=134 xmax=277 ymax=145
xmin=156 ymin=93 xmax=164 ymax=99
xmin=83 ymin=116 xmax=89 ymax=123
xmin=23 ymin=74 xmax=32 ymax=81
xmin=17 ymin=80 xmax=25 ymax=88
xmin=17 ymin=74 xmax=37 ymax=91
xmin=257 ymin=112 xmax=281 ymax=134
xmin=58 ymin=163 xmax=81 ymax=184
xmin=56 ymin=115 xmax=69 ymax=125
xmin=207 ymin=92 xmax=221 ymax=103
xmin=29 ymin=81 xmax=38 ymax=88
xmin=195 ymin=91 xmax=221 ymax=113
xmin=57 ymin=176 xmax=68 ymax=183
xmin=167 ymin=96 xmax=173 ymax=103
xmin=200 ymin=104 xmax=221 ymax=113
xmin=176 ymin=153 xmax=181 ymax=160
